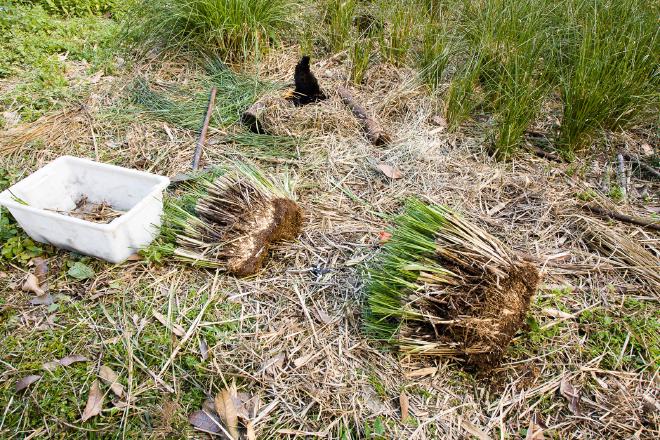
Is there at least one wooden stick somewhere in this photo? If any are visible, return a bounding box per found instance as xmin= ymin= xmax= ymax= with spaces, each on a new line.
xmin=337 ymin=86 xmax=391 ymax=146
xmin=525 ymin=144 xmax=564 ymax=162
xmin=582 ymin=204 xmax=660 ymax=231
xmin=622 ymin=153 xmax=660 ymax=180
xmin=192 ymin=87 xmax=217 ymax=171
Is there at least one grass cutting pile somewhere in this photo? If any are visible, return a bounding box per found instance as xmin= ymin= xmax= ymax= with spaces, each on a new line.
xmin=1 ymin=0 xmax=658 ymax=439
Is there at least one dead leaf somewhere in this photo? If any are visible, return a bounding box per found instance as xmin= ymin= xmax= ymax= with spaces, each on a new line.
xmin=399 ymin=392 xmax=409 ymax=420
xmin=640 ymin=143 xmax=653 ymax=157
xmin=199 ymin=338 xmax=209 ymax=361
xmin=525 ymin=416 xmax=545 ymax=440
xmin=461 ymin=419 xmax=492 ymax=440
xmin=376 ymin=163 xmax=403 ymax=179
xmin=60 ymin=354 xmax=89 ymax=366
xmin=125 ymin=254 xmax=141 ymax=261
xmin=33 ymin=258 xmax=48 ymax=286
xmin=30 ymin=293 xmax=54 ymax=306
xmin=81 ymin=380 xmax=104 ymax=422
xmin=246 ymin=421 xmax=256 ymax=440
xmin=432 ymin=115 xmax=447 ymax=127
xmin=15 ymin=375 xmax=41 ymax=392
xmin=378 ymin=231 xmax=392 ymax=244
xmin=215 ymin=387 xmax=240 ymax=439
xmin=22 ymin=273 xmax=45 ymax=296
xmin=405 ymin=367 xmax=437 ymax=378
xmin=152 ymin=310 xmax=185 ymax=337
xmin=542 ymin=308 xmax=573 ymax=319
xmin=293 ymin=353 xmax=314 ymax=368
xmin=559 ymin=377 xmax=581 ymax=416
xmin=189 ymin=410 xmax=222 ymax=434
xmin=261 ymin=353 xmax=285 ymax=376
xmin=43 ymin=355 xmax=89 ymax=371
xmin=99 ymin=365 xmax=124 ymax=398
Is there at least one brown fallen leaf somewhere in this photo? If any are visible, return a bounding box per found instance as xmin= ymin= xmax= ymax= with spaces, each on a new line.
xmin=215 ymin=386 xmax=240 ymax=439
xmin=404 ymin=367 xmax=437 ymax=378
xmin=43 ymin=354 xmax=89 ymax=372
xmin=559 ymin=377 xmax=581 ymax=416
xmin=22 ymin=273 xmax=45 ymax=296
xmin=376 ymin=163 xmax=403 ymax=179
xmin=30 ymin=293 xmax=54 ymax=306
xmin=261 ymin=353 xmax=285 ymax=376
xmin=399 ymin=391 xmax=409 ymax=421
xmin=293 ymin=353 xmax=314 ymax=368
xmin=99 ymin=365 xmax=124 ymax=398
xmin=199 ymin=337 xmax=209 ymax=361
xmin=461 ymin=419 xmax=492 ymax=440
xmin=33 ymin=258 xmax=48 ymax=286
xmin=16 ymin=375 xmax=41 ymax=392
xmin=189 ymin=409 xmax=222 ymax=434
xmin=60 ymin=354 xmax=89 ymax=367
xmin=246 ymin=421 xmax=256 ymax=440
xmin=525 ymin=415 xmax=545 ymax=440
xmin=81 ymin=380 xmax=104 ymax=422
xmin=152 ymin=310 xmax=186 ymax=337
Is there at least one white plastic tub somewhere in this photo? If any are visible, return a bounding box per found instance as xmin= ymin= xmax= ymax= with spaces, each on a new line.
xmin=0 ymin=156 xmax=170 ymax=263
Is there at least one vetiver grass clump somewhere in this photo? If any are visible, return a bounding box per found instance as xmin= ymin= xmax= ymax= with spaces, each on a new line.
xmin=364 ymin=199 xmax=541 ymax=368
xmin=557 ymin=0 xmax=659 ymax=157
xmin=122 ymin=0 xmax=296 ymax=61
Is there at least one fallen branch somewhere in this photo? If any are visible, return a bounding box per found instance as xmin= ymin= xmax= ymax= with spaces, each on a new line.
xmin=582 ymin=203 xmax=660 ymax=231
xmin=622 ymin=153 xmax=660 ymax=180
xmin=337 ymin=86 xmax=391 ymax=146
xmin=525 ymin=144 xmax=564 ymax=162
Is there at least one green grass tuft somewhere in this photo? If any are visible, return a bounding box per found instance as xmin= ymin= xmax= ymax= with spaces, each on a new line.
xmin=121 ymin=0 xmax=296 ymax=61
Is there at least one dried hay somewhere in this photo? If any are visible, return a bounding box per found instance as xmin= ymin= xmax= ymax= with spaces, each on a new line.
xmin=0 ymin=106 xmax=86 ymax=157
xmin=167 ymin=162 xmax=303 ymax=276
xmin=573 ymin=215 xmax=660 ymax=296
xmin=365 ymin=199 xmax=541 ymax=368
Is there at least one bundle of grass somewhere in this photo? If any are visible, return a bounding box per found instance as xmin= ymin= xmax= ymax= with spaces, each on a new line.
xmin=164 ymin=162 xmax=302 ymax=276
xmin=365 ymin=199 xmax=541 ymax=368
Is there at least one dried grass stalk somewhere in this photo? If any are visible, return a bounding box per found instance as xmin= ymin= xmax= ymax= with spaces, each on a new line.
xmin=573 ymin=215 xmax=660 ymax=295
xmin=365 ymin=199 xmax=541 ymax=368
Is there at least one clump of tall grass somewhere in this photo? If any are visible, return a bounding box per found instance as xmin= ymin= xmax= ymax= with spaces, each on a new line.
xmin=323 ymin=0 xmax=357 ymax=53
xmin=377 ymin=1 xmax=414 ymax=66
xmin=122 ymin=0 xmax=295 ymax=61
xmin=444 ymin=57 xmax=481 ymax=131
xmin=350 ymin=38 xmax=372 ymax=84
xmin=458 ymin=0 xmax=552 ymax=157
xmin=418 ymin=22 xmax=452 ymax=91
xmin=557 ymin=0 xmax=659 ymax=157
